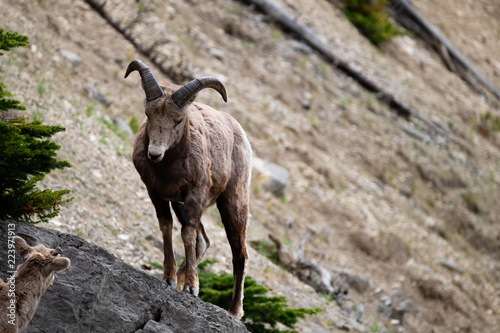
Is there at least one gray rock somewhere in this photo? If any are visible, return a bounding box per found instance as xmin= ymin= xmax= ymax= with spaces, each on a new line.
xmin=345 ymin=273 xmax=371 ymax=294
xmin=0 ymin=220 xmax=248 ymax=333
xmin=288 ymin=40 xmax=312 ymax=54
xmin=113 ymin=117 xmax=134 ymax=138
xmin=354 ymin=304 xmax=364 ymax=323
xmin=376 ymin=295 xmax=412 ymax=325
xmin=301 ymin=92 xmax=312 ymax=110
xmin=436 ymin=258 xmax=464 ymax=274
xmin=0 ymin=109 xmax=20 ymax=122
xmin=377 ymin=303 xmax=392 ymax=318
xmin=85 ymin=84 xmax=112 ymax=107
xmin=59 ymin=49 xmax=82 ymax=67
xmin=136 ymin=320 xmax=175 ymax=333
xmin=209 ymin=48 xmax=225 ymax=61
xmin=252 ymin=157 xmax=289 ymax=197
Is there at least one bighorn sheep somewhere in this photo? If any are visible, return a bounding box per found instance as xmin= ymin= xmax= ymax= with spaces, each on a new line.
xmin=0 ymin=236 xmax=71 ymax=332
xmin=125 ymin=60 xmax=252 ymax=318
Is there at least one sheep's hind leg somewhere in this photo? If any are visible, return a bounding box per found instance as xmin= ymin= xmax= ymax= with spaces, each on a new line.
xmin=150 ymin=195 xmax=177 ymax=288
xmin=217 ymin=193 xmax=249 ymax=319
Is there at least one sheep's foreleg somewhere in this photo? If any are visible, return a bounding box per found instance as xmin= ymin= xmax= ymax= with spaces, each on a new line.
xmin=151 ymin=195 xmax=177 ymax=288
xmin=172 ymin=201 xmax=208 ymax=296
xmin=180 ymin=223 xmax=199 ymax=295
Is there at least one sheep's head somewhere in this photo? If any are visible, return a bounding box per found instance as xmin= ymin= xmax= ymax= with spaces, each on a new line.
xmin=125 ymin=60 xmax=227 ymax=163
xmin=14 ymin=236 xmax=71 ymax=284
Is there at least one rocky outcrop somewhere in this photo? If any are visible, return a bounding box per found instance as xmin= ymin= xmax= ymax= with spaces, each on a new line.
xmin=252 ymin=157 xmax=289 ymax=197
xmin=0 ymin=220 xmax=248 ymax=333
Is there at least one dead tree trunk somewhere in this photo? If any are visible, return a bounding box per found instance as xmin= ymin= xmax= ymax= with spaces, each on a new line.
xmin=388 ymin=0 xmax=500 ymax=102
xmin=84 ymin=0 xmax=193 ymax=84
xmin=239 ymin=0 xmax=451 ymax=139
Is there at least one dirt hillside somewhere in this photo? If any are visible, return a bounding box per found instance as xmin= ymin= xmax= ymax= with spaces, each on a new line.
xmin=1 ymin=0 xmax=499 ymax=332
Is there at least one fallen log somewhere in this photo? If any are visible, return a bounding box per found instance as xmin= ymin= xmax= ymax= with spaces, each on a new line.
xmin=84 ymin=0 xmax=193 ymax=83
xmin=388 ymin=0 xmax=500 ymax=102
xmin=238 ymin=0 xmax=451 ymax=139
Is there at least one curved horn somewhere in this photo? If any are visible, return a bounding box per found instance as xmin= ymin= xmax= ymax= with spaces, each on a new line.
xmin=124 ymin=59 xmax=164 ymax=103
xmin=171 ymin=77 xmax=227 ymax=109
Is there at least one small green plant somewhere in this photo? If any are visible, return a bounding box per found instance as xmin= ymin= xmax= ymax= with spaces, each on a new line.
xmin=245 ymin=42 xmax=257 ymax=52
xmin=477 ymin=112 xmax=500 ymax=137
xmin=323 ymin=293 xmax=334 ymax=302
xmin=198 ymin=260 xmax=321 ymax=333
xmin=370 ymin=323 xmax=379 ymax=332
xmin=339 ymin=96 xmax=351 ymax=109
xmin=280 ymin=195 xmax=287 ymax=204
xmin=367 ymin=92 xmax=376 ymax=106
xmin=85 ymin=104 xmax=94 ymax=117
xmin=137 ymin=0 xmax=145 ymax=13
xmin=37 ymin=78 xmax=47 ymax=95
xmin=266 ymin=200 xmax=274 ymax=212
xmin=462 ymin=192 xmax=481 ymax=214
xmin=300 ymin=58 xmax=308 ymax=68
xmin=99 ymin=133 xmax=108 ymax=143
xmin=31 ymin=109 xmax=43 ymax=123
xmin=425 ymin=196 xmax=435 ymax=208
xmin=114 ymin=145 xmax=126 ymax=157
xmin=271 ymin=29 xmax=284 ymax=41
xmin=308 ymin=115 xmax=321 ymax=127
xmin=147 ymin=261 xmax=164 ymax=270
xmin=100 ymin=117 xmax=128 ymax=140
xmin=224 ymin=3 xmax=243 ymax=15
xmin=251 ymin=239 xmax=278 ymax=263
xmin=252 ymin=183 xmax=260 ymax=195
xmin=342 ymin=0 xmax=406 ymax=45
xmin=128 ymin=116 xmax=140 ymax=134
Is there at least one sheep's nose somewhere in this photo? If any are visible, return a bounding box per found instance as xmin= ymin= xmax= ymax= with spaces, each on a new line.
xmin=148 ymin=145 xmax=163 ymax=162
xmin=149 ymin=152 xmax=161 ymax=161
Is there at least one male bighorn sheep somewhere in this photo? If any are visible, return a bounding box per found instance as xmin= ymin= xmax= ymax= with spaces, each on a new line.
xmin=125 ymin=60 xmax=252 ymax=318
xmin=0 ymin=236 xmax=71 ymax=333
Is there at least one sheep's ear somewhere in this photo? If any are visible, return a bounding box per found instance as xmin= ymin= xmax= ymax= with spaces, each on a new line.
xmin=43 ymin=257 xmax=71 ymax=275
xmin=14 ymin=236 xmax=32 ymax=262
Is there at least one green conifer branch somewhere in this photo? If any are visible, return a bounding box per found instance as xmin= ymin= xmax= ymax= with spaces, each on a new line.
xmin=0 ymin=28 xmax=28 ymax=54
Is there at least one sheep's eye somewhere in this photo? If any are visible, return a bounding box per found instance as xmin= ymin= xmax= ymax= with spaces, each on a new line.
xmin=174 ymin=119 xmax=183 ymax=127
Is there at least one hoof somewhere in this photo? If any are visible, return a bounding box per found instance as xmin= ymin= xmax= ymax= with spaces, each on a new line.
xmin=163 ymin=279 xmax=177 ymax=289
xmin=229 ymin=308 xmax=244 ymax=320
xmin=182 ymin=286 xmax=199 ymax=296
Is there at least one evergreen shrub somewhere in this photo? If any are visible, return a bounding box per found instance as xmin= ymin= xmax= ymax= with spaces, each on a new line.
xmin=198 ymin=260 xmax=321 ymax=333
xmin=0 ymin=28 xmax=71 ymax=223
xmin=342 ymin=0 xmax=405 ymax=45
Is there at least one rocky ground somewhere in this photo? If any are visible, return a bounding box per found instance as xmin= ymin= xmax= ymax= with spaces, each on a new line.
xmin=1 ymin=0 xmax=499 ymax=332
xmin=0 ymin=220 xmax=249 ymax=333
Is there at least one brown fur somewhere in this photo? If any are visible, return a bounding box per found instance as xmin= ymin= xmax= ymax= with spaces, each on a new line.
xmin=0 ymin=237 xmax=70 ymax=332
xmin=133 ymin=81 xmax=252 ymax=319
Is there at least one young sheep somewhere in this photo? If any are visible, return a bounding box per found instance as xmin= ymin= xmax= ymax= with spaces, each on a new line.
xmin=0 ymin=236 xmax=71 ymax=332
xmin=125 ymin=59 xmax=251 ymax=318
